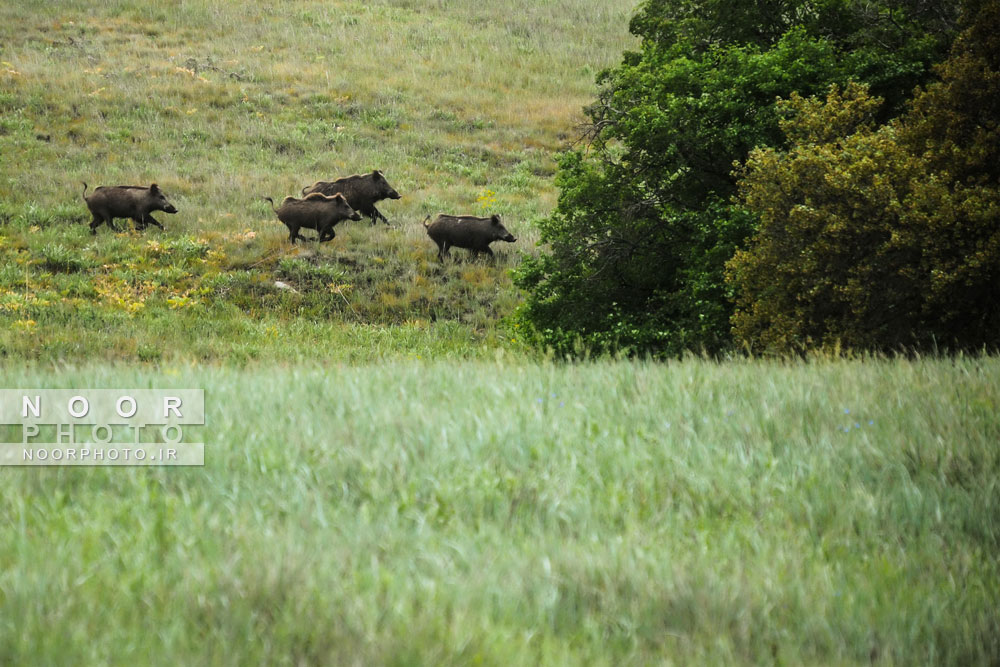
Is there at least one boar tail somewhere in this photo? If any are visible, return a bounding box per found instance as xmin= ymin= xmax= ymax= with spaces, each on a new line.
xmin=422 ymin=215 xmax=431 ymax=228
xmin=263 ymin=196 xmax=278 ymax=212
xmin=81 ymin=181 xmax=89 ymax=201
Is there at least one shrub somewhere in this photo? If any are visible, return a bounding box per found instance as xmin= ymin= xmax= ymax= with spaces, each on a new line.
xmin=514 ymin=0 xmax=958 ymax=358
xmin=728 ymin=2 xmax=1000 ymax=352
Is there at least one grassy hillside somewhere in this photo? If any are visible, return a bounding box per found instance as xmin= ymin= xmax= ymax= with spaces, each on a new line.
xmin=2 ymin=358 xmax=998 ymax=664
xmin=0 ymin=0 xmax=638 ymax=361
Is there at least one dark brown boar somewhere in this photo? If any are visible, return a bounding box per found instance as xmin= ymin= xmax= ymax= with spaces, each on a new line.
xmin=264 ymin=192 xmax=361 ymax=244
xmin=301 ymin=170 xmax=401 ymax=226
xmin=81 ymin=182 xmax=178 ymax=234
xmin=423 ymin=213 xmax=517 ymax=262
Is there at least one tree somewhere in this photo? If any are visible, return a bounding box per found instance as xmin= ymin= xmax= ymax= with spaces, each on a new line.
xmin=727 ymin=2 xmax=1000 ymax=352
xmin=513 ymin=0 xmax=958 ymax=357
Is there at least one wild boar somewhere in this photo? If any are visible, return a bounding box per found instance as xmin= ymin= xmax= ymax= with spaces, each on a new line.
xmin=423 ymin=213 xmax=517 ymax=262
xmin=81 ymin=182 xmax=178 ymax=234
xmin=264 ymin=192 xmax=361 ymax=244
xmin=301 ymin=170 xmax=401 ymax=226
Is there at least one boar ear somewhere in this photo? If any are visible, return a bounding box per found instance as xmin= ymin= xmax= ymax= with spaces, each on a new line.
xmin=150 ymin=183 xmax=160 ymax=192
xmin=333 ymin=193 xmax=346 ymax=202
xmin=491 ymin=214 xmax=501 ymax=225
xmin=372 ymin=170 xmax=383 ymax=180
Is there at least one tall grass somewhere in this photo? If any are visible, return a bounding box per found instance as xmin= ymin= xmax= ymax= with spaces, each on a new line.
xmin=1 ymin=357 xmax=998 ymax=664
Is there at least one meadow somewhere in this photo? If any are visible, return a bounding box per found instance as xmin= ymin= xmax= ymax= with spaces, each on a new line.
xmin=1 ymin=0 xmax=636 ymax=362
xmin=1 ymin=1 xmax=998 ymax=665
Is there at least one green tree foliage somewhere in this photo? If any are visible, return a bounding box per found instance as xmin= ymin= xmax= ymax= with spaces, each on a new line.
xmin=728 ymin=2 xmax=1000 ymax=352
xmin=514 ymin=0 xmax=958 ymax=357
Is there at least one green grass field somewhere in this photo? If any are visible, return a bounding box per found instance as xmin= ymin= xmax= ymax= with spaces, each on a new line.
xmin=3 ymin=358 xmax=999 ymax=664
xmin=1 ymin=1 xmax=998 ymax=665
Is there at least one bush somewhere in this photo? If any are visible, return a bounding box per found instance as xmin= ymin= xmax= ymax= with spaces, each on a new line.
xmin=514 ymin=0 xmax=958 ymax=358
xmin=728 ymin=3 xmax=1000 ymax=352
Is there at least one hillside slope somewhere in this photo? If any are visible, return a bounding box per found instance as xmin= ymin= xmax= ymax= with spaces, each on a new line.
xmin=0 ymin=0 xmax=638 ymax=361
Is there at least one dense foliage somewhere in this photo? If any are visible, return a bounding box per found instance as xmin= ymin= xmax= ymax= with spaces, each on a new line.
xmin=728 ymin=3 xmax=1000 ymax=352
xmin=514 ymin=0 xmax=959 ymax=357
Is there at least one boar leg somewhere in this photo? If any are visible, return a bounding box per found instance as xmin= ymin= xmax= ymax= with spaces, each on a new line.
xmin=91 ymin=214 xmax=122 ymax=233
xmin=141 ymin=214 xmax=165 ymax=231
xmin=370 ymin=206 xmax=390 ymax=226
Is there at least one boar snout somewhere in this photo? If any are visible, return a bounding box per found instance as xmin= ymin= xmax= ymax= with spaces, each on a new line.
xmin=350 ymin=211 xmax=362 ymax=221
